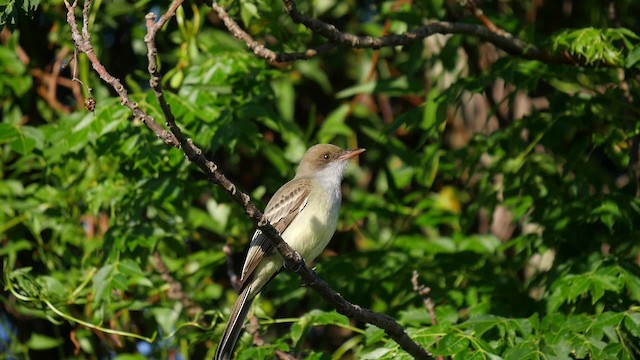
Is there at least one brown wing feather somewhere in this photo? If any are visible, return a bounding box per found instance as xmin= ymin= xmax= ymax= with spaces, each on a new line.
xmin=237 ymin=178 xmax=310 ymax=291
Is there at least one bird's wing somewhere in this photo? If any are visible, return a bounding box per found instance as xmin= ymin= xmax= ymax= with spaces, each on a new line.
xmin=237 ymin=178 xmax=311 ymax=291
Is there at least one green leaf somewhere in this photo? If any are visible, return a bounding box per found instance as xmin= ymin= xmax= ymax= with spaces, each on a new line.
xmin=92 ymin=264 xmax=114 ymax=305
xmin=588 ymin=312 xmax=624 ymax=340
xmin=240 ymin=1 xmax=258 ymax=27
xmin=36 ymin=276 xmax=67 ymax=303
xmin=360 ymin=348 xmax=393 ymax=359
xmin=626 ymin=45 xmax=640 ymax=67
xmin=458 ymin=235 xmax=501 ymax=254
xmin=317 ymin=104 xmax=354 ymax=142
xmin=27 ymin=333 xmax=63 ymax=350
xmin=117 ymin=259 xmax=144 ymax=278
xmin=623 ymin=312 xmax=640 ymax=337
xmin=291 ymin=310 xmax=349 ymax=347
xmin=0 ymin=123 xmax=19 ymax=142
xmin=335 ymin=81 xmax=376 ymax=99
xmin=434 ymin=333 xmax=469 ymax=355
xmin=363 ymin=324 xmax=386 ymax=345
xmin=152 ymin=304 xmax=181 ymax=335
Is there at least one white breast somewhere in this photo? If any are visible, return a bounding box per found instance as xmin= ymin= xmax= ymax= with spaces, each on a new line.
xmin=282 ymin=160 xmax=344 ymax=261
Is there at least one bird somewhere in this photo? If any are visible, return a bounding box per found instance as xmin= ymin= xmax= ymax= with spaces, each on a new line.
xmin=214 ymin=143 xmax=365 ymax=360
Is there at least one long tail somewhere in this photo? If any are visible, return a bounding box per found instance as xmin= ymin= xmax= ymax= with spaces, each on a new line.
xmin=215 ymin=285 xmax=254 ymax=360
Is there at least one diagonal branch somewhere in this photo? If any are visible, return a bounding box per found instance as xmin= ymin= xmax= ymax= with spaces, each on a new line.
xmin=65 ymin=1 xmax=434 ymax=358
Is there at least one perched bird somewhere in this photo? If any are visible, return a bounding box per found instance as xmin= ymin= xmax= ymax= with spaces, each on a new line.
xmin=215 ymin=144 xmax=365 ymax=360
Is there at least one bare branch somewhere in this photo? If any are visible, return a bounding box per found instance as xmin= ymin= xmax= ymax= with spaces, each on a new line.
xmin=205 ymin=0 xmax=604 ymax=66
xmin=280 ymin=0 xmax=579 ymax=65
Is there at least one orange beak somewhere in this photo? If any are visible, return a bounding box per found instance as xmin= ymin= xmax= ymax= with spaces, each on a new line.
xmin=338 ymin=148 xmax=366 ymax=160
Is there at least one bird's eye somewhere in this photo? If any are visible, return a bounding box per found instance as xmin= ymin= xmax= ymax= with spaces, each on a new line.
xmin=323 ymin=153 xmax=330 ymax=160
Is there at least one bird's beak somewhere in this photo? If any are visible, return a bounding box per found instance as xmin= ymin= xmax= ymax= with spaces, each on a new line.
xmin=338 ymin=148 xmax=366 ymax=160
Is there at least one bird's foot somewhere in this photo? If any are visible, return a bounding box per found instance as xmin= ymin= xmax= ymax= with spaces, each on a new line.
xmin=283 ymin=251 xmax=305 ymax=272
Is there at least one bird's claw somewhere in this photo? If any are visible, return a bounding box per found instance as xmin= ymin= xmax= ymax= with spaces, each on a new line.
xmin=283 ymin=251 xmax=305 ymax=272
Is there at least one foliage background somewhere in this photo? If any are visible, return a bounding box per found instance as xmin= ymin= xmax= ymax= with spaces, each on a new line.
xmin=2 ymin=0 xmax=640 ymax=359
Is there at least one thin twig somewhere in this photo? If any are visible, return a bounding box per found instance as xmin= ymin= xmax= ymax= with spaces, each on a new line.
xmin=210 ymin=1 xmax=335 ymax=62
xmin=464 ymin=0 xmax=508 ymax=37
xmin=412 ymin=271 xmax=443 ymax=360
xmin=411 ymin=271 xmax=438 ymax=326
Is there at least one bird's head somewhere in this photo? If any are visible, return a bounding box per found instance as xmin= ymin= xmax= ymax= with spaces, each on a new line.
xmin=295 ymin=144 xmax=365 ymax=179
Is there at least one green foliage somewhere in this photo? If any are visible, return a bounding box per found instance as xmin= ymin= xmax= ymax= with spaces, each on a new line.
xmin=2 ymin=0 xmax=640 ymax=359
xmin=551 ymin=27 xmax=639 ymax=66
xmin=0 ymin=0 xmax=40 ymax=26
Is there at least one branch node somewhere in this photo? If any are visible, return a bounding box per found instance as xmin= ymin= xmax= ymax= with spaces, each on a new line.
xmin=187 ymin=138 xmax=202 ymax=155
xmin=239 ymin=192 xmax=250 ymax=205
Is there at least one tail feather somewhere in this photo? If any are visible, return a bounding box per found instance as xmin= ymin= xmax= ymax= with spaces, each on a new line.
xmin=215 ymin=285 xmax=254 ymax=360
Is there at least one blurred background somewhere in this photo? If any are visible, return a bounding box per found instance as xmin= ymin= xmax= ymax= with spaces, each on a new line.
xmin=1 ymin=0 xmax=640 ymax=358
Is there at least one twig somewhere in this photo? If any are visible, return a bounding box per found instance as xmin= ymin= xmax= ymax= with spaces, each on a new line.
xmin=463 ymin=0 xmax=508 ymax=37
xmin=412 ymin=271 xmax=443 ymax=360
xmin=64 ymin=0 xmax=179 ymax=148
xmin=411 ymin=271 xmax=437 ymax=326
xmin=65 ymin=1 xmax=434 ymax=358
xmin=210 ymin=0 xmax=335 ymax=62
